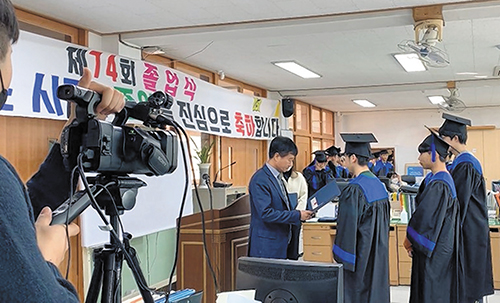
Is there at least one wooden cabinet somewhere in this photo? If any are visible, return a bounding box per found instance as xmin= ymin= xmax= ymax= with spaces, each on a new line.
xmin=311 ymin=138 xmax=321 ymax=153
xmin=397 ymin=224 xmax=500 ymax=288
xmin=490 ymin=226 xmax=500 ymax=289
xmin=295 ymin=102 xmax=310 ymax=135
xmin=303 ymin=223 xmax=336 ymax=262
xmin=303 ymin=222 xmax=398 ymax=285
xmin=295 ymin=135 xmax=311 ymax=172
xmin=396 ymin=225 xmax=412 ymax=285
xmin=468 ymin=128 xmax=500 ymax=190
xmin=389 ymin=225 xmax=399 ymax=285
xmin=311 ymin=106 xmax=322 ymax=135
xmin=303 ymin=222 xmax=500 ymax=289
xmin=322 ymin=111 xmax=334 ymax=136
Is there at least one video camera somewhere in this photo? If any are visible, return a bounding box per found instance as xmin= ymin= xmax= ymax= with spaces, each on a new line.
xmin=57 ymin=84 xmax=178 ymax=176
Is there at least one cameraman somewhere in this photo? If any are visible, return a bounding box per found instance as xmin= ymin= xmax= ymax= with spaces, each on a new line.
xmin=0 ymin=0 xmax=124 ymax=301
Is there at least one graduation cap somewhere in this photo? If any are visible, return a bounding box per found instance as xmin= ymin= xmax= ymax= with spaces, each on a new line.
xmin=325 ymin=145 xmax=341 ymax=156
xmin=312 ymin=150 xmax=328 ymax=163
xmin=418 ymin=126 xmax=450 ymax=162
xmin=340 ymin=133 xmax=378 ymax=158
xmin=438 ymin=113 xmax=471 ymax=137
xmin=379 ymin=149 xmax=389 ymax=155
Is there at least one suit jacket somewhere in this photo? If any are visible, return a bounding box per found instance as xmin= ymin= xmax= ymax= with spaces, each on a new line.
xmin=248 ymin=164 xmax=301 ymax=259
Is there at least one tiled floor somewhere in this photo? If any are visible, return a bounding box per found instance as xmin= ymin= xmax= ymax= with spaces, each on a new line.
xmin=390 ymin=286 xmax=500 ymax=303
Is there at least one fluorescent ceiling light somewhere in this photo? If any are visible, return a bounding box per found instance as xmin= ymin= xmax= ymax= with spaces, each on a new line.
xmin=273 ymin=61 xmax=321 ymax=78
xmin=352 ymin=99 xmax=376 ymax=108
xmin=393 ymin=53 xmax=427 ymax=72
xmin=427 ymin=96 xmax=445 ymax=104
xmin=475 ymin=75 xmax=488 ymax=78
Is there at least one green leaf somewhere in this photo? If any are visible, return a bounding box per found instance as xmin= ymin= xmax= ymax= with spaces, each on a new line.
xmin=190 ymin=138 xmax=214 ymax=163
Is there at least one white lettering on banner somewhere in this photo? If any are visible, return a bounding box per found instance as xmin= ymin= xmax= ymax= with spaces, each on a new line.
xmin=3 ymin=31 xmax=280 ymax=140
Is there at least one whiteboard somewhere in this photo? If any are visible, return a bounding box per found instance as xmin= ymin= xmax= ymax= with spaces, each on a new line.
xmin=80 ymin=143 xmax=194 ymax=247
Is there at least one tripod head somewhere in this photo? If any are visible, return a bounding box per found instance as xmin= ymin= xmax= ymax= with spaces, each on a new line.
xmin=51 ymin=173 xmax=147 ymax=225
xmin=89 ymin=174 xmax=147 ymax=215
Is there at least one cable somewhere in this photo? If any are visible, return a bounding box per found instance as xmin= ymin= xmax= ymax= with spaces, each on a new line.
xmin=93 ymin=183 xmax=125 ymax=233
xmin=171 ymin=120 xmax=220 ymax=293
xmin=204 ymin=176 xmax=221 ymax=285
xmin=165 ymin=122 xmax=192 ymax=301
xmin=118 ymin=34 xmax=214 ymax=63
xmin=64 ymin=165 xmax=79 ymax=279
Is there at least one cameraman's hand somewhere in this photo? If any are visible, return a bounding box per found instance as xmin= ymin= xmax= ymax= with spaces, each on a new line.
xmin=78 ymin=67 xmax=125 ymax=117
xmin=35 ymin=207 xmax=80 ymax=266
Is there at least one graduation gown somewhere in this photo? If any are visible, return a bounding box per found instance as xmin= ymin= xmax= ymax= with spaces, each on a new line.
xmin=449 ymin=152 xmax=494 ymax=301
xmin=327 ymin=162 xmax=349 ymax=178
xmin=373 ymin=160 xmax=394 ymax=177
xmin=302 ymin=165 xmax=334 ymax=198
xmin=407 ymin=171 xmax=461 ymax=303
xmin=333 ymin=171 xmax=390 ymax=303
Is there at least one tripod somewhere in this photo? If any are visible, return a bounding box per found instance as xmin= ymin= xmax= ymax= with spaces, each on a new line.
xmin=83 ymin=174 xmax=155 ymax=303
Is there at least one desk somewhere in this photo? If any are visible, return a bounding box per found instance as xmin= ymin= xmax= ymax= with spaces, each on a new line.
xmin=395 ymin=219 xmax=500 ymax=288
xmin=302 ymin=222 xmax=399 ymax=285
xmin=304 ymin=220 xmax=500 ymax=288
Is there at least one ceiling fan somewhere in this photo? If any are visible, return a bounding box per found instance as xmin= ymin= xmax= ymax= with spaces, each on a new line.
xmin=398 ymin=19 xmax=450 ymax=68
xmin=437 ymin=81 xmax=467 ymax=112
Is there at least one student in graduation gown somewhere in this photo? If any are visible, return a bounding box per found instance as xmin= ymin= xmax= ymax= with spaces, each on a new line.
xmin=324 ymin=146 xmax=348 ymax=178
xmin=302 ymin=150 xmax=334 ymax=198
xmin=439 ymin=113 xmax=494 ymax=302
xmin=373 ymin=150 xmax=394 ymax=177
xmin=367 ymin=152 xmax=378 ymax=173
xmin=404 ymin=129 xmax=461 ymax=303
xmin=332 ymin=133 xmax=390 ymax=303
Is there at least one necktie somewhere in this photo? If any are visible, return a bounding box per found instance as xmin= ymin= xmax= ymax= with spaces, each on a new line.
xmin=278 ymin=173 xmax=290 ymax=210
xmin=278 ymin=173 xmax=293 ymax=244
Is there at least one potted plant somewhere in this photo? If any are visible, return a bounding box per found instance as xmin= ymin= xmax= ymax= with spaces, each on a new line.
xmin=191 ymin=138 xmax=215 ymax=187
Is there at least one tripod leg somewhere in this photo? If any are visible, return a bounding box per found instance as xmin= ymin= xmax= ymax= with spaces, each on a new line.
xmin=123 ymin=233 xmax=155 ymax=303
xmin=101 ymin=245 xmax=119 ymax=303
xmin=85 ymin=248 xmax=104 ymax=303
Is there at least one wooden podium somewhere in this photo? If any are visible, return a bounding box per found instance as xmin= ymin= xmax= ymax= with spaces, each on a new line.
xmin=177 ymin=194 xmax=251 ymax=303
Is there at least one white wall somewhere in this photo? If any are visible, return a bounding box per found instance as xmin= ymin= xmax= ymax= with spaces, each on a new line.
xmin=337 ymin=106 xmax=500 ymax=175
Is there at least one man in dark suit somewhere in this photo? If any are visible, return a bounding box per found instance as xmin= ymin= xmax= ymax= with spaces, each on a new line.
xmin=248 ymin=136 xmax=314 ymax=259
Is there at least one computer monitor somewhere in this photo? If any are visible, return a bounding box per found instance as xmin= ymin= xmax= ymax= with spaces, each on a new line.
xmin=236 ymin=257 xmax=344 ymax=303
xmin=378 ymin=176 xmax=391 ymax=191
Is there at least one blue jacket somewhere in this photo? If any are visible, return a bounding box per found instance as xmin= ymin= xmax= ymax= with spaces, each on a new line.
xmin=373 ymin=160 xmax=394 ymax=177
xmin=0 ymin=144 xmax=78 ymax=302
xmin=248 ymin=165 xmax=301 ymax=259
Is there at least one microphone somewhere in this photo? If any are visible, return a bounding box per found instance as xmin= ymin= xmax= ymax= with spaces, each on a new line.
xmin=213 ymin=161 xmax=236 ymax=188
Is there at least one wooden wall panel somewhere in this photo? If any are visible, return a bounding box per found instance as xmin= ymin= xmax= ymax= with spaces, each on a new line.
xmin=220 ymin=137 xmax=266 ymax=187
xmin=295 ymin=135 xmax=311 ymax=172
xmin=469 ymin=128 xmax=500 ymax=190
xmin=0 ymin=116 xmax=65 ymax=181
